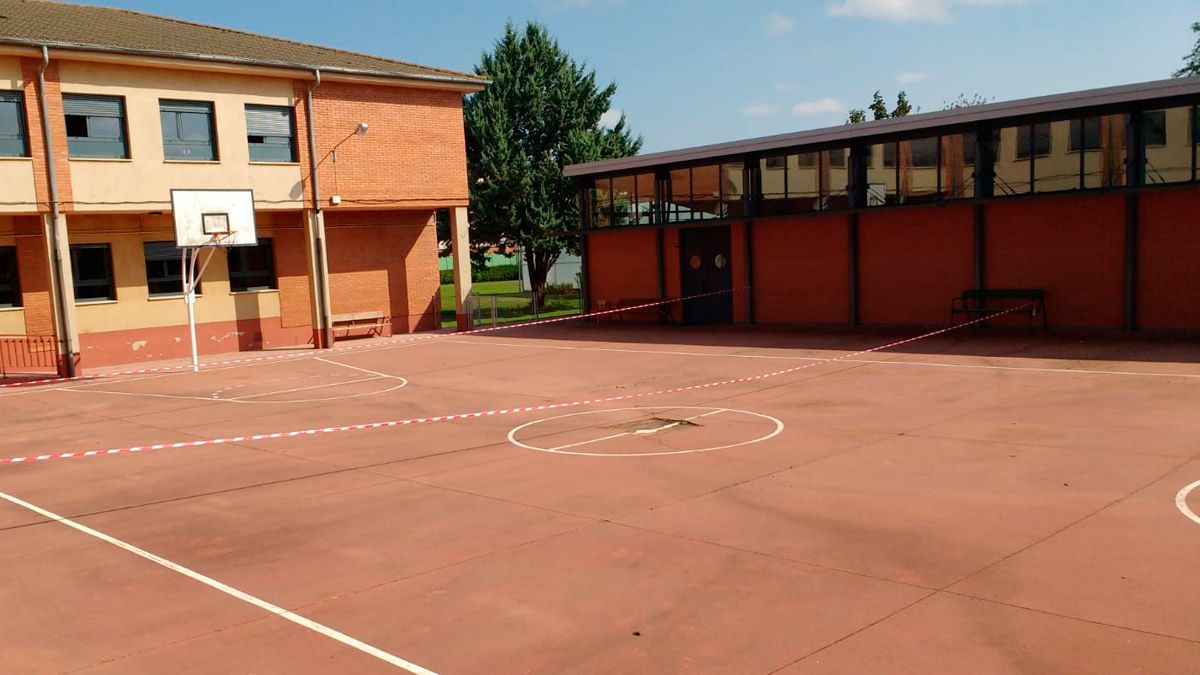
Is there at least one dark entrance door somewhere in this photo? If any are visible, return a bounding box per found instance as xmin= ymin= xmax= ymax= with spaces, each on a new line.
xmin=679 ymin=225 xmax=733 ymax=325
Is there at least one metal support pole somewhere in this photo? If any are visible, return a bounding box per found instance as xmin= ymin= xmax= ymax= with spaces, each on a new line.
xmin=1124 ymin=192 xmax=1138 ymax=331
xmin=848 ymin=213 xmax=859 ymax=326
xmin=973 ymin=203 xmax=985 ymax=291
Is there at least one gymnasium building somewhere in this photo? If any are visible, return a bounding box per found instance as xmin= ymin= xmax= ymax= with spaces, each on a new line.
xmin=566 ymin=77 xmax=1200 ymax=332
xmin=0 ymin=0 xmax=483 ymax=375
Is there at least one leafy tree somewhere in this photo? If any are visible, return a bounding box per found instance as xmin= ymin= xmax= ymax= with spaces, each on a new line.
xmin=464 ymin=22 xmax=642 ymax=298
xmin=848 ymin=90 xmax=915 ymax=123
xmin=1175 ymin=21 xmax=1200 ymax=77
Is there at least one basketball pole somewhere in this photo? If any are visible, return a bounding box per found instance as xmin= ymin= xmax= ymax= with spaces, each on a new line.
xmin=182 ymin=245 xmax=220 ymax=373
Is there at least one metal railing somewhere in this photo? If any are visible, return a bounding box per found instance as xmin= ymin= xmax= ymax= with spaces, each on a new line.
xmin=467 ymin=289 xmax=584 ymax=329
xmin=0 ymin=334 xmax=60 ymax=378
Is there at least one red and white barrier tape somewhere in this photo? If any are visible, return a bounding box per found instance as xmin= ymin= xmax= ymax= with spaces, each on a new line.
xmin=0 ymin=288 xmax=739 ymax=391
xmin=0 ymin=304 xmax=1030 ymax=466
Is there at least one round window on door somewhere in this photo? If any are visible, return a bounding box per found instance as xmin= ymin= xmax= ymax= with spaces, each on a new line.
xmin=689 ymin=255 xmax=702 ymax=270
xmin=714 ymin=254 xmax=728 ymax=269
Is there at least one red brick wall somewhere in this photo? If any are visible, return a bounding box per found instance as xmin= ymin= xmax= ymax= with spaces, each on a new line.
xmin=13 ymin=216 xmax=55 ymax=335
xmin=294 ymin=81 xmax=468 ymax=207
xmin=20 ymin=58 xmax=72 ymax=212
xmin=752 ymin=215 xmax=850 ymax=325
xmin=274 ymin=224 xmax=313 ymax=329
xmin=1137 ymin=187 xmax=1200 ymax=329
xmin=324 ymin=210 xmax=440 ymax=333
xmin=586 ymin=228 xmax=659 ymax=311
xmin=859 ymin=205 xmax=974 ymax=325
xmin=984 ymin=194 xmax=1125 ymax=328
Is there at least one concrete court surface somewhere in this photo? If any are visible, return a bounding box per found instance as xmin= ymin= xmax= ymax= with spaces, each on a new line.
xmin=0 ymin=322 xmax=1198 ymax=674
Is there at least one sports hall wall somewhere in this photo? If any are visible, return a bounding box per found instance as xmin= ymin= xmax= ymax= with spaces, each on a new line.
xmin=585 ymin=184 xmax=1199 ymax=331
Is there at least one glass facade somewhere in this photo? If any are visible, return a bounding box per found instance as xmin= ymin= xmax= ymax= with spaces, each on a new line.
xmin=579 ymin=99 xmax=1200 ymax=229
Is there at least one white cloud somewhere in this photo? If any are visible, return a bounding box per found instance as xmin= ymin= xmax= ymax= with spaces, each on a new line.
xmin=599 ymin=109 xmax=623 ymax=128
xmin=827 ymin=0 xmax=1024 ymax=23
xmin=897 ymin=70 xmax=931 ymax=84
xmin=766 ymin=12 xmax=796 ymax=35
xmin=773 ymin=82 xmax=796 ymax=94
xmin=791 ymin=98 xmax=846 ymax=116
xmin=742 ymin=104 xmax=780 ymax=118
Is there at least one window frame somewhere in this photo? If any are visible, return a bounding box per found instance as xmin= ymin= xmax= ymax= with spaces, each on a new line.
xmin=0 ymin=246 xmax=21 ymax=308
xmin=70 ymin=243 xmax=117 ymax=303
xmin=0 ymin=90 xmax=30 ymax=158
xmin=63 ymin=94 xmax=129 ymax=159
xmin=227 ymin=238 xmax=278 ymax=292
xmin=245 ymin=104 xmax=298 ymax=163
xmin=160 ymin=99 xmax=219 ymax=161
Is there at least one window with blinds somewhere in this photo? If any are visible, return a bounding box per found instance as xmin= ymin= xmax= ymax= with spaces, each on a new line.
xmin=143 ymin=241 xmax=195 ymax=297
xmin=0 ymin=91 xmax=28 ymax=158
xmin=70 ymin=244 xmax=116 ymax=302
xmin=63 ymin=95 xmax=128 ymax=159
xmin=245 ymin=105 xmax=296 ymax=163
xmin=160 ymin=100 xmax=217 ymax=161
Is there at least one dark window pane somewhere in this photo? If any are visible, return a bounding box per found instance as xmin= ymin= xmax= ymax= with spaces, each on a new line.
xmin=179 ymin=112 xmax=211 ymax=142
xmin=826 ymin=147 xmax=847 ymax=168
xmin=910 ymin=137 xmax=938 ymax=167
xmin=1143 ymin=106 xmax=1192 ymax=185
xmin=1034 ymin=120 xmax=1077 ymax=193
xmin=1016 ymin=123 xmax=1052 ymax=159
xmin=65 ymin=114 xmax=89 ymax=138
xmin=161 ymin=101 xmax=216 ymax=160
xmin=70 ymin=244 xmax=115 ymax=302
xmin=246 ymin=105 xmax=296 ymax=163
xmin=228 ymin=239 xmax=276 ymax=292
xmin=1143 ymin=110 xmax=1167 ymax=146
xmin=143 ymin=242 xmax=195 ymax=296
xmin=0 ymin=91 xmax=27 ymax=157
xmin=1083 ymin=114 xmax=1126 ymax=189
xmin=666 ymin=169 xmax=689 ymax=223
xmin=995 ymin=126 xmax=1032 ymax=195
xmin=0 ymin=247 xmax=20 ymax=308
xmin=88 ymin=116 xmax=121 ymax=140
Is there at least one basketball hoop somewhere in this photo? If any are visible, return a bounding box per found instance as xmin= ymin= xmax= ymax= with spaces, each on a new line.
xmin=169 ymin=189 xmax=258 ymax=372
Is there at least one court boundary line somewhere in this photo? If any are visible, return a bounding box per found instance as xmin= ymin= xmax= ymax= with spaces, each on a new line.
xmin=0 ymin=305 xmax=1032 ymax=466
xmin=0 ymin=489 xmax=439 ymax=675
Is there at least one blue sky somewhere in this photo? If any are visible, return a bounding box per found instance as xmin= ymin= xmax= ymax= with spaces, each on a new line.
xmin=78 ymin=0 xmax=1198 ymax=152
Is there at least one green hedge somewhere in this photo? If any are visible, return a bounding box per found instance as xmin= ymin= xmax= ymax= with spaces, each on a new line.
xmin=440 ymin=264 xmax=519 ymax=285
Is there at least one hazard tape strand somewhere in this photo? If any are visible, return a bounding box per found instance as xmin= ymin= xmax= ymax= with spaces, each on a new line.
xmin=0 ymin=304 xmax=1032 ymax=466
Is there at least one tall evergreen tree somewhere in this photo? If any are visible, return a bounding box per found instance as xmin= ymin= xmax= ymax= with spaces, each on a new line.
xmin=464 ymin=22 xmax=641 ymax=297
xmin=1175 ymin=21 xmax=1200 ymax=77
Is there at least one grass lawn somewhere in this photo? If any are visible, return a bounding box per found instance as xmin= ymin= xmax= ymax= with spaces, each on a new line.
xmin=439 ymin=280 xmax=581 ymax=328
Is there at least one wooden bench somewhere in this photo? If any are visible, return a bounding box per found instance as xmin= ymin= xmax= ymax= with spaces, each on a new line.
xmin=331 ymin=311 xmax=386 ymax=338
xmin=951 ymin=288 xmax=1047 ymax=333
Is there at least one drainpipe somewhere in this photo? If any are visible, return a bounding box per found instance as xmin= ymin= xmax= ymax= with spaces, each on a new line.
xmin=37 ymin=46 xmax=76 ymax=377
xmin=305 ymin=69 xmax=334 ymax=349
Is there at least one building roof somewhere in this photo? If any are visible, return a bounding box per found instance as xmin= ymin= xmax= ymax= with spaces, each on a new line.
xmin=564 ymin=76 xmax=1200 ymax=177
xmin=0 ymin=0 xmax=487 ymax=87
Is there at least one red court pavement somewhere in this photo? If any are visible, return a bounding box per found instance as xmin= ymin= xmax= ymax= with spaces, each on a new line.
xmin=1 ymin=324 xmax=1198 ymax=674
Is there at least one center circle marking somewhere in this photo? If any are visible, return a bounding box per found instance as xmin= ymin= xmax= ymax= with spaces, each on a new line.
xmin=508 ymin=406 xmax=784 ymax=457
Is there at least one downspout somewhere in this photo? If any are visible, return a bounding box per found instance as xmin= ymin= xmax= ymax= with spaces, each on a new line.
xmin=37 ymin=46 xmax=75 ymax=376
xmin=305 ymin=69 xmax=334 ymax=348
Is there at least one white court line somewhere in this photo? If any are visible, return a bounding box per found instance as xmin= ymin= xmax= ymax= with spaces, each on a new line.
xmin=230 ymin=375 xmax=383 ymax=400
xmin=545 ymin=408 xmax=727 ymax=452
xmin=314 ymin=356 xmax=401 ymax=380
xmin=1177 ymin=480 xmax=1200 ymax=526
xmin=513 ymin=407 xmax=779 ymax=458
xmin=0 ymin=490 xmax=438 ymax=675
xmin=448 ymin=339 xmax=1200 ymax=379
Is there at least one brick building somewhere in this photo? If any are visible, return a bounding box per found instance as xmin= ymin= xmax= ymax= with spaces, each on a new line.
xmin=0 ymin=0 xmax=483 ymax=374
xmin=565 ymin=78 xmax=1200 ymax=332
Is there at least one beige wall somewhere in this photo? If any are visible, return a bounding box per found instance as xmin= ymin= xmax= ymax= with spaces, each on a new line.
xmin=0 ymin=56 xmax=37 ymax=215
xmin=58 ymin=62 xmax=305 ymax=212
xmin=66 ymin=213 xmax=287 ymax=334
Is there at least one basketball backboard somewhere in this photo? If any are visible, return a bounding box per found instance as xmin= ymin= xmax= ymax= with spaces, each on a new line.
xmin=170 ymin=189 xmax=257 ymax=248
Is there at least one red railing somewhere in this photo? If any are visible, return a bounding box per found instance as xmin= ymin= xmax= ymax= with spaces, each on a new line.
xmin=0 ymin=334 xmax=60 ymax=377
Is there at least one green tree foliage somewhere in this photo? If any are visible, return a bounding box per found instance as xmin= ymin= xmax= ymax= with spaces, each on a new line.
xmin=848 ymin=90 xmax=914 ymax=123
xmin=1174 ymin=21 xmax=1200 ymax=77
xmin=464 ymin=22 xmax=642 ymax=297
xmin=943 ymin=93 xmax=993 ymax=109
